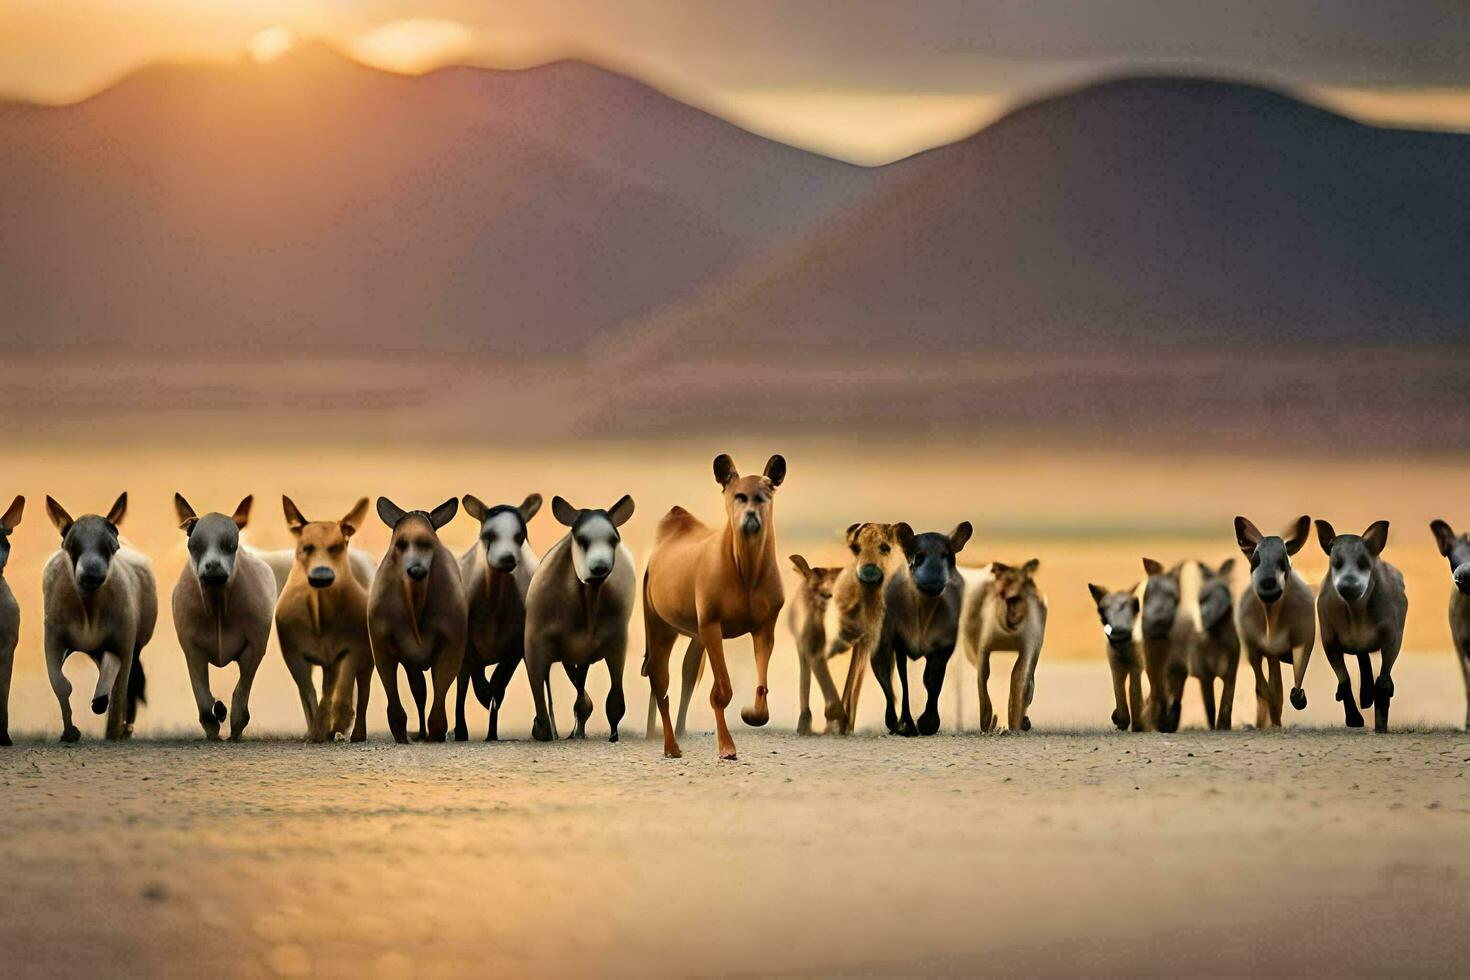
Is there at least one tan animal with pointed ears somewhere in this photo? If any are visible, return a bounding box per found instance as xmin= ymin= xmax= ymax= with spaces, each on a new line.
xmin=829 ymin=521 xmax=907 ymax=734
xmin=274 ymin=496 xmax=374 ymax=742
xmin=959 ymin=558 xmax=1046 ymax=732
xmin=0 ymin=495 xmax=25 ymax=746
xmin=787 ymin=555 xmax=844 ymax=735
xmin=1233 ymin=515 xmax=1315 ymax=728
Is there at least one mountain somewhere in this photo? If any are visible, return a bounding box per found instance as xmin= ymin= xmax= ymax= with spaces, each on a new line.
xmin=0 ymin=44 xmax=874 ymax=356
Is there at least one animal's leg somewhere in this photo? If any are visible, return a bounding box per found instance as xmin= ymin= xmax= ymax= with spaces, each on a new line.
xmin=644 ymin=614 xmax=681 ymax=758
xmin=1289 ymin=633 xmax=1313 ymax=710
xmin=0 ymin=642 xmax=12 ymax=746
xmin=1108 ymin=657 xmax=1130 ymax=730
xmin=45 ymin=630 xmax=79 ymax=743
xmin=1266 ymin=655 xmax=1284 ymax=727
xmin=317 ymin=657 xmax=355 ymax=740
xmin=839 ymin=642 xmax=870 ymax=735
xmin=809 ymin=651 xmax=846 ymax=733
xmin=1217 ymin=654 xmax=1239 ymax=731
xmin=1021 ymin=648 xmax=1039 ymax=731
xmin=977 ymin=649 xmax=995 ymax=733
xmin=454 ymin=656 xmax=473 ymax=742
xmin=426 ymin=649 xmax=458 ymax=743
xmin=182 ymin=645 xmax=222 ymax=740
xmin=1374 ymin=640 xmax=1400 ymax=734
xmin=1006 ymin=651 xmax=1032 ymax=732
xmin=1356 ymin=653 xmax=1376 ymax=710
xmin=565 ymin=663 xmax=592 ymax=739
xmin=486 ymin=657 xmax=519 ymax=742
xmin=93 ymin=651 xmax=121 ymax=720
xmin=525 ymin=652 xmax=554 ymax=743
xmin=229 ymin=645 xmax=266 ymax=741
xmin=351 ymin=654 xmax=372 ymax=742
xmin=1198 ymin=675 xmax=1217 ymax=730
xmin=281 ymin=648 xmax=318 ymax=737
xmin=124 ymin=648 xmax=145 ymax=736
xmin=797 ymin=650 xmax=814 ymax=735
xmin=701 ymin=622 xmax=737 ymax=760
xmin=406 ymin=668 xmax=429 ymax=742
xmin=1166 ymin=662 xmax=1187 ymax=733
xmin=1127 ymin=665 xmax=1145 ymax=732
xmin=1246 ymin=648 xmax=1271 ymax=728
xmin=919 ymin=648 xmax=952 ymax=735
xmin=605 ymin=640 xmax=627 ymax=743
xmin=674 ymin=636 xmax=704 ymax=736
xmin=1459 ymin=643 xmax=1470 ymax=731
xmin=888 ymin=645 xmax=913 ymax=736
xmin=740 ymin=620 xmax=777 ymax=727
xmin=103 ymin=641 xmax=135 ymax=740
xmin=375 ymin=655 xmax=410 ymax=744
xmin=1323 ymin=642 xmax=1362 ymax=728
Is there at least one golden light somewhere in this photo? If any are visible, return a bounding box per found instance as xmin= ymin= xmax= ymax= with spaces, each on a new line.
xmin=247 ymin=26 xmax=296 ymax=65
xmin=350 ymin=19 xmax=476 ymax=75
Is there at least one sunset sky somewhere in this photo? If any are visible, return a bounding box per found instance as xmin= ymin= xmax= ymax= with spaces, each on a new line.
xmin=4 ymin=0 xmax=1470 ymax=163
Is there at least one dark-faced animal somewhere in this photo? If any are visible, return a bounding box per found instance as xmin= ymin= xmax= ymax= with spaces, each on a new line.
xmin=1233 ymin=516 xmax=1315 ymax=728
xmin=455 ymin=493 xmax=541 ymax=741
xmin=1430 ymin=519 xmax=1470 ymax=730
xmin=274 ymin=496 xmax=374 ymax=742
xmin=525 ymin=495 xmax=636 ymax=745
xmin=1140 ymin=558 xmax=1190 ymax=732
xmin=643 ymin=454 xmax=786 ymax=760
xmin=41 ymin=494 xmax=158 ymax=741
xmin=171 ymin=494 xmax=276 ymax=740
xmin=368 ymin=497 xmax=467 ymax=744
xmin=0 ymin=496 xmax=25 ymax=746
xmin=959 ymin=557 xmax=1046 ymax=732
xmin=1188 ymin=559 xmax=1241 ymax=730
xmin=1315 ymin=520 xmax=1407 ymax=732
xmin=1088 ymin=582 xmax=1145 ymax=731
xmin=786 ymin=555 xmax=844 ymax=735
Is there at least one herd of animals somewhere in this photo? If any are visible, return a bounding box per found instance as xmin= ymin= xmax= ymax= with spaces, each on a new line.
xmin=0 ymin=454 xmax=1468 ymax=757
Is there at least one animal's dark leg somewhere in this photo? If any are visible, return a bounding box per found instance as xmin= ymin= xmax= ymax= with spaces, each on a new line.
xmin=605 ymin=641 xmax=627 ymax=743
xmin=454 ymin=656 xmax=472 ymax=742
xmin=1108 ymin=657 xmax=1129 ymax=730
xmin=918 ymin=648 xmax=951 ymax=736
xmin=871 ymin=641 xmax=903 ymax=735
xmin=566 ymin=663 xmax=592 ymax=739
xmin=526 ymin=653 xmax=553 ymax=743
xmin=1217 ymin=654 xmax=1239 ymax=731
xmin=406 ymin=668 xmax=428 ymax=741
xmin=1323 ymin=642 xmax=1362 ymax=728
xmin=485 ymin=657 xmax=519 ymax=742
xmin=375 ymin=657 xmax=410 ymax=744
xmin=797 ymin=651 xmax=814 ymax=736
xmin=1199 ymin=675 xmax=1217 ymax=730
xmin=351 ymin=654 xmax=372 ymax=742
xmin=1356 ymin=653 xmax=1375 ymax=709
xmin=1374 ymin=643 xmax=1399 ymax=734
xmin=125 ymin=650 xmax=146 ymax=735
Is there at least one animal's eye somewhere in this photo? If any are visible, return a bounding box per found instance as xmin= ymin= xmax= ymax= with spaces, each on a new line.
xmin=754 ymin=495 xmax=767 ymax=505
xmin=329 ymin=544 xmax=344 ymax=556
xmin=395 ymin=539 xmax=408 ymax=551
xmin=1358 ymin=558 xmax=1370 ymax=572
xmin=1332 ymin=557 xmax=1342 ymax=569
xmin=734 ymin=493 xmax=748 ymax=504
xmin=913 ymin=554 xmax=925 ymax=565
xmin=879 ymin=544 xmax=891 ymax=555
xmin=850 ymin=544 xmax=860 ymax=555
xmin=302 ymin=544 xmax=315 ymax=555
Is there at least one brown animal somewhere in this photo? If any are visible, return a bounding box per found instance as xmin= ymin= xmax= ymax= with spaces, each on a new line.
xmin=643 ymin=454 xmax=786 ymax=760
xmin=171 ymin=494 xmax=276 ymax=741
xmin=1315 ymin=519 xmax=1407 ymax=732
xmin=1188 ymin=559 xmax=1241 ymax=730
xmin=1140 ymin=558 xmax=1190 ymax=732
xmin=1088 ymin=581 xmax=1145 ymax=731
xmin=958 ymin=558 xmax=1046 ymax=732
xmin=1233 ymin=516 xmax=1315 ymax=728
xmin=275 ymin=496 xmax=374 ymax=742
xmin=1430 ymin=519 xmax=1470 ymax=730
xmin=368 ymin=497 xmax=467 ymax=744
xmin=786 ymin=555 xmax=844 ymax=735
xmin=828 ymin=521 xmax=908 ymax=734
xmin=42 ymin=494 xmax=158 ymax=741
xmin=0 ymin=495 xmax=24 ymax=746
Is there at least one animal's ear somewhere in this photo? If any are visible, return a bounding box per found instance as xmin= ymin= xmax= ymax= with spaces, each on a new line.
xmin=0 ymin=495 xmax=23 ymax=531
xmin=552 ymin=496 xmax=580 ymax=527
xmin=428 ymin=498 xmax=459 ymax=531
xmin=845 ymin=522 xmax=863 ymax=544
xmin=105 ymin=492 xmax=128 ymax=528
xmin=1142 ymin=557 xmax=1163 ymax=577
xmin=990 ymin=562 xmax=1010 ymax=575
xmin=790 ymin=554 xmax=813 ymax=579
xmin=713 ymin=454 xmax=738 ymax=488
xmin=1284 ymin=515 xmax=1311 ymax=556
xmin=1087 ymin=583 xmax=1108 ymax=603
xmin=1021 ymin=558 xmax=1040 ymax=578
xmin=1314 ymin=519 xmax=1337 ymax=555
xmin=231 ymin=495 xmax=253 ymax=530
xmin=1362 ymin=520 xmax=1389 ymax=558
xmin=1217 ymin=557 xmax=1236 ymax=578
xmin=763 ymin=455 xmax=786 ymax=487
xmin=519 ymin=493 xmax=543 ymax=522
xmin=376 ymin=496 xmax=406 ymax=530
xmin=1431 ymin=519 xmax=1457 ymax=557
xmin=894 ymin=522 xmax=916 ymax=557
xmin=607 ymin=494 xmax=635 ymax=528
xmin=462 ymin=494 xmax=487 ymax=522
xmin=341 ymin=497 xmax=370 ymax=538
xmin=1234 ymin=516 xmax=1262 ymax=556
xmin=174 ymin=492 xmax=199 ymax=534
xmin=1166 ymin=561 xmax=1185 ymax=579
xmin=46 ymin=496 xmax=73 ymax=536
xmin=282 ymin=495 xmax=308 ymax=535
xmin=949 ymin=521 xmax=973 ymax=554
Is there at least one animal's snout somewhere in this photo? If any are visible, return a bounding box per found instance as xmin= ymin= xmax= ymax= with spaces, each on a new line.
xmin=1254 ymin=580 xmax=1283 ymax=603
xmin=914 ymin=569 xmax=947 ymax=597
xmin=493 ymin=553 xmax=518 ymax=573
xmin=586 ymin=560 xmax=612 ymax=581
xmin=200 ymin=562 xmax=229 ymax=587
xmin=1336 ymin=578 xmax=1366 ymax=603
xmin=741 ymin=511 xmax=762 ymax=535
xmin=308 ymin=567 xmax=335 ymax=589
xmin=77 ymin=560 xmax=108 ymax=592
xmin=857 ymin=563 xmax=884 ymax=586
xmin=406 ymin=564 xmax=429 ymax=582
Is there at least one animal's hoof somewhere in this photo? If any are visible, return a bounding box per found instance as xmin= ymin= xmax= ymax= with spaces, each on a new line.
xmin=1290 ymin=688 xmax=1307 ymax=710
xmin=918 ymin=712 xmax=941 ymax=736
xmin=1359 ymin=687 xmax=1374 ymax=709
xmin=1345 ymin=711 xmax=1365 ymax=729
xmin=1335 ymin=682 xmax=1350 ymax=703
xmin=350 ymin=730 xmax=366 ymax=743
xmin=531 ymin=718 xmax=553 ymax=743
xmin=664 ymin=745 xmax=682 ymax=759
xmin=392 ymin=733 xmax=409 ymax=745
xmin=0 ymin=731 xmax=10 ymax=747
xmin=60 ymin=726 xmax=81 ymax=743
xmin=333 ymin=731 xmax=347 ymax=742
xmin=739 ymin=706 xmax=770 ymax=727
xmin=91 ymin=695 xmax=109 ymax=715
xmin=1021 ymin=716 xmax=1032 ymax=732
xmin=719 ymin=750 xmax=738 ymax=761
xmin=609 ymin=731 xmax=619 ymax=743
xmin=411 ymin=733 xmax=426 ymax=743
xmin=1111 ymin=709 xmax=1128 ymax=730
xmin=796 ymin=713 xmax=813 ymax=736
xmin=453 ymin=729 xmax=468 ymax=742
xmin=212 ymin=700 xmax=227 ymax=722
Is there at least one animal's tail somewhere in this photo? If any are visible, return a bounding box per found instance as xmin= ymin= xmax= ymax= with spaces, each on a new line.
xmin=128 ymin=656 xmax=147 ymax=710
xmin=640 ymin=568 xmax=653 ymax=678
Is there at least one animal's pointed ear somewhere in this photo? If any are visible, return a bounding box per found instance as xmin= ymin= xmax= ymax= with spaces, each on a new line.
xmin=949 ymin=521 xmax=973 ymax=554
xmin=1314 ymin=519 xmax=1337 ymax=555
xmin=105 ymin=492 xmax=128 ymax=528
xmin=46 ymin=496 xmax=73 ymax=536
xmin=552 ymin=496 xmax=580 ymax=527
xmin=0 ymin=495 xmax=22 ymax=531
xmin=790 ymin=554 xmax=812 ymax=579
xmin=1362 ymin=520 xmax=1389 ymax=557
xmin=519 ymin=493 xmax=543 ymax=522
xmin=607 ymin=494 xmax=635 ymax=528
xmin=429 ymin=498 xmax=459 ymax=531
xmin=894 ymin=522 xmax=916 ymax=557
xmin=1021 ymin=558 xmax=1040 ymax=578
xmin=714 ymin=454 xmax=738 ymax=488
xmin=462 ymin=495 xmax=487 ymax=522
xmin=1431 ymin=519 xmax=1457 ymax=557
xmin=282 ymin=495 xmax=308 ymax=535
xmin=231 ymin=495 xmax=253 ymax=530
xmin=763 ymin=455 xmax=786 ymax=487
xmin=376 ymin=497 xmax=406 ymax=529
xmin=1217 ymin=557 xmax=1236 ymax=578
xmin=845 ymin=522 xmax=863 ymax=544
xmin=173 ymin=492 xmax=198 ymax=531
xmin=1234 ymin=516 xmax=1262 ymax=557
xmin=341 ymin=497 xmax=370 ymax=538
xmin=1284 ymin=515 xmax=1311 ymax=556
xmin=1142 ymin=557 xmax=1164 ymax=577
xmin=1087 ymin=583 xmax=1108 ymax=603
xmin=1166 ymin=561 xmax=1185 ymax=579
xmin=990 ymin=562 xmax=1009 ymax=575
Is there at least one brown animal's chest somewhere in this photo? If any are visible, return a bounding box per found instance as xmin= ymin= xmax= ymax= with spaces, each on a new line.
xmin=467 ymin=587 xmax=525 ymax=664
xmin=1331 ymin=609 xmax=1383 ymax=655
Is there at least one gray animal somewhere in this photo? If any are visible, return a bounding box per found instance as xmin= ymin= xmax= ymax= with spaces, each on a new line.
xmin=171 ymin=494 xmax=276 ymax=741
xmin=1188 ymin=559 xmax=1241 ymax=730
xmin=524 ymin=495 xmax=635 ymax=742
xmin=455 ymin=493 xmax=541 ymax=741
xmin=1088 ymin=582 xmax=1145 ymax=731
xmin=1315 ymin=520 xmax=1407 ymax=732
xmin=1140 ymin=558 xmax=1189 ymax=732
xmin=0 ymin=495 xmax=24 ymax=746
xmin=1430 ymin=520 xmax=1470 ymax=729
xmin=1233 ymin=516 xmax=1315 ymax=728
xmin=42 ymin=494 xmax=158 ymax=741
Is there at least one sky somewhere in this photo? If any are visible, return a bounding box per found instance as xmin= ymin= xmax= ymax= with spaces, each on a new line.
xmin=3 ymin=0 xmax=1470 ymax=164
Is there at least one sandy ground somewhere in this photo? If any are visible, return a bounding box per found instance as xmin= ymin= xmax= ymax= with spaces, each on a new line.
xmin=3 ymin=659 xmax=1469 ymax=979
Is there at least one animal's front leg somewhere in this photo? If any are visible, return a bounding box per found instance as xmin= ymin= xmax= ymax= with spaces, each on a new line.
xmin=280 ymin=646 xmax=318 ymax=737
xmin=1217 ymin=654 xmax=1239 ymax=731
xmin=350 ymin=654 xmax=373 ymax=742
xmin=525 ymin=651 xmax=554 ymax=743
xmin=426 ymin=644 xmax=459 ymax=743
xmin=1197 ymin=674 xmax=1217 ymax=730
xmin=1108 ymin=656 xmax=1129 ymax=730
xmin=1289 ymin=634 xmax=1313 ymax=710
xmin=740 ymin=620 xmax=776 ymax=727
xmin=1127 ymin=665 xmax=1145 ymax=732
xmin=93 ymin=651 xmax=121 ymax=720
xmin=183 ymin=644 xmax=223 ymax=740
xmin=796 ymin=650 xmax=813 ymax=735
xmin=102 ymin=643 xmax=134 ymax=741
xmin=45 ymin=630 xmax=79 ymax=743
xmin=1322 ymin=641 xmax=1362 ymax=728
xmin=373 ymin=653 xmax=410 ymax=744
xmin=405 ymin=668 xmax=429 ymax=742
xmin=229 ymin=645 xmax=266 ymax=741
xmin=605 ymin=640 xmax=627 ymax=743
xmin=315 ymin=657 xmax=354 ymax=741
xmin=565 ymin=662 xmax=591 ymax=739
xmin=869 ymin=638 xmax=902 ymax=735
xmin=1356 ymin=653 xmax=1376 ymax=710
xmin=453 ymin=655 xmax=472 ymax=742
xmin=1374 ymin=638 xmax=1400 ymax=734
xmin=700 ymin=622 xmax=737 ymax=760
xmin=1265 ymin=655 xmax=1284 ymax=727
xmin=808 ymin=650 xmax=846 ymax=733
xmin=977 ymin=649 xmax=995 ymax=733
xmin=486 ymin=656 xmax=519 ymax=742
xmin=919 ymin=648 xmax=951 ymax=736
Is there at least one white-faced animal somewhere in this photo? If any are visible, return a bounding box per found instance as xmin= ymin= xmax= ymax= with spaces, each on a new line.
xmin=1429 ymin=519 xmax=1470 ymax=730
xmin=959 ymin=557 xmax=1046 ymax=733
xmin=1234 ymin=516 xmax=1315 ymax=728
xmin=1315 ymin=520 xmax=1407 ymax=732
xmin=171 ymin=494 xmax=277 ymax=741
xmin=524 ymin=495 xmax=636 ymax=743
xmin=42 ymin=494 xmax=158 ymax=741
xmin=0 ymin=495 xmax=25 ymax=746
xmin=1088 ymin=582 xmax=1145 ymax=731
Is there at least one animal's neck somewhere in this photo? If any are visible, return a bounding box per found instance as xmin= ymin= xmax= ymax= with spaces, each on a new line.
xmin=727 ymin=521 xmax=773 ymax=589
xmin=403 ymin=570 xmax=430 ymax=645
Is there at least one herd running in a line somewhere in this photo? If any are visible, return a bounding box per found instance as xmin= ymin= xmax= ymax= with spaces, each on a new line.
xmin=0 ymin=454 xmax=1468 ymax=755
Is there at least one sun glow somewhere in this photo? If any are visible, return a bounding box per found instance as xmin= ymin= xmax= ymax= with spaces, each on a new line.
xmin=350 ymin=19 xmax=476 ymax=75
xmin=247 ymin=26 xmax=295 ymax=65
